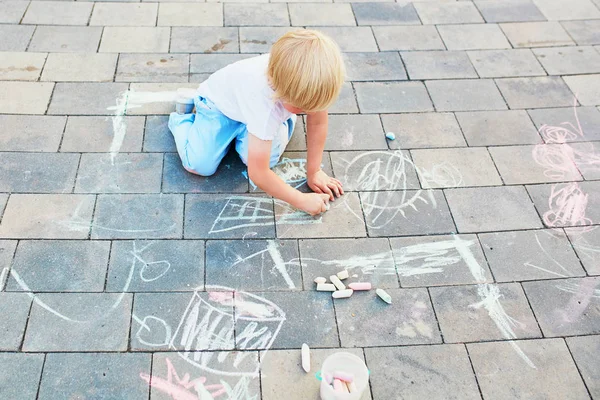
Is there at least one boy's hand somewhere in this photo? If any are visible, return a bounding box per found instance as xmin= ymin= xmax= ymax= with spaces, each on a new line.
xmin=307 ymin=170 xmax=344 ymax=201
xmin=298 ymin=193 xmax=330 ymax=216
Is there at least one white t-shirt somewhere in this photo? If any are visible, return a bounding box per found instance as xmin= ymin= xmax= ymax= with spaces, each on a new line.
xmin=197 ymin=54 xmax=292 ymax=142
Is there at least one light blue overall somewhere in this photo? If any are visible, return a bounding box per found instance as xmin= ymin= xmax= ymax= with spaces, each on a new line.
xmin=168 ymin=96 xmax=296 ymax=176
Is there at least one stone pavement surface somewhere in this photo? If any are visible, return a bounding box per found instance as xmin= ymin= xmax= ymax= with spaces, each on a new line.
xmin=0 ymin=0 xmax=600 ymax=398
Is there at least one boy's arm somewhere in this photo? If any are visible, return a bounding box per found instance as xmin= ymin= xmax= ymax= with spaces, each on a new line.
xmin=305 ymin=110 xmax=344 ymax=200
xmin=247 ymin=134 xmax=330 ymax=216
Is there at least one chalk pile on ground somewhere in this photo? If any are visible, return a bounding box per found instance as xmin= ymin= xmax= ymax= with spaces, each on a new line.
xmin=313 ymin=271 xmax=391 ymax=304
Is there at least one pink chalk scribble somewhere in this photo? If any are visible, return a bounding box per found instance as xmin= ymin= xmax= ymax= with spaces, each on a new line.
xmin=208 ymin=291 xmax=234 ymax=305
xmin=140 ymin=357 xmax=226 ymax=400
xmin=543 ymin=183 xmax=592 ymax=229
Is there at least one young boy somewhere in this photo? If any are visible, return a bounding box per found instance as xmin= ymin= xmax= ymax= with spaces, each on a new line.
xmin=169 ymin=30 xmax=345 ymax=216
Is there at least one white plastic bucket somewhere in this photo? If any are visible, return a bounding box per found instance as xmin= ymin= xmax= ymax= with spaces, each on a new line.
xmin=320 ymin=352 xmax=369 ymax=400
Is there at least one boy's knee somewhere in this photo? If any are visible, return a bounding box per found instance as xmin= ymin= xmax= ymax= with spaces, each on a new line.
xmin=184 ymin=160 xmax=218 ymax=177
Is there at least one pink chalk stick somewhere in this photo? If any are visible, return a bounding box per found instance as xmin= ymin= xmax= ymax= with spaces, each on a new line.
xmin=323 ymin=373 xmax=333 ymax=384
xmin=348 ymin=282 xmax=372 ymax=291
xmin=333 ymin=379 xmax=344 ymax=392
xmin=333 ymin=371 xmax=355 ymax=383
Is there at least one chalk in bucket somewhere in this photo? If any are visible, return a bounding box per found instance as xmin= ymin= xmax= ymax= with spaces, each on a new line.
xmin=319 ymin=352 xmax=369 ymax=400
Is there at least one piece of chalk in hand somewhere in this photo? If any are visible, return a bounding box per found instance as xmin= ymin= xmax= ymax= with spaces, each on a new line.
xmin=325 ymin=203 xmax=330 ymax=211
xmin=332 ymin=289 xmax=354 ymax=299
xmin=336 ymin=270 xmax=349 ymax=280
xmin=348 ymin=282 xmax=372 ymax=291
xmin=317 ymin=283 xmax=336 ymax=292
xmin=330 ymin=275 xmax=346 ymax=290
xmin=376 ymin=288 xmax=392 ymax=304
xmin=301 ymin=343 xmax=310 ymax=373
xmin=314 ymin=277 xmax=327 ymax=284
xmin=333 ymin=371 xmax=355 ymax=383
xmin=385 ymin=132 xmax=396 ymax=140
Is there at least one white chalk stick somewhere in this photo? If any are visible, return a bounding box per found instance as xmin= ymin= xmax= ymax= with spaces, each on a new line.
xmin=332 ymin=289 xmax=354 ymax=299
xmin=330 ymin=275 xmax=346 ymax=290
xmin=314 ymin=277 xmax=327 ymax=284
xmin=336 ymin=270 xmax=349 ymax=280
xmin=376 ymin=288 xmax=392 ymax=304
xmin=301 ymin=343 xmax=310 ymax=373
xmin=348 ymin=381 xmax=358 ymax=393
xmin=348 ymin=282 xmax=372 ymax=291
xmin=317 ymin=283 xmax=336 ymax=292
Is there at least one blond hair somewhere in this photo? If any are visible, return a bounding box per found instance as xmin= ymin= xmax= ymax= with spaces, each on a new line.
xmin=268 ymin=29 xmax=345 ymax=113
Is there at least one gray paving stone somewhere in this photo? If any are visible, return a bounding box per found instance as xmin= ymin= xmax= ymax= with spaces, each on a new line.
xmin=0 ymin=81 xmax=54 ymax=115
xmin=237 ymin=291 xmax=338 ymax=348
xmin=311 ymin=27 xmax=378 ymax=52
xmin=0 ymin=195 xmax=7 ymax=219
xmin=90 ymin=2 xmax=158 ymax=26
xmin=0 ymin=1 xmax=29 ymax=23
xmin=289 ymin=4 xmax=356 ymax=26
xmin=355 ymin=81 xmax=434 ymax=113
xmin=24 ymin=293 xmax=132 ymax=351
xmin=164 ymin=151 xmax=248 ymax=193
xmin=563 ymin=74 xmax=600 ymax=106
xmin=529 ymin=107 xmax=600 ymax=143
xmin=496 ymin=77 xmax=574 ymax=109
xmin=566 ymin=335 xmax=600 ymax=399
xmin=239 ymin=27 xmax=295 ymax=53
xmin=48 ymin=83 xmax=129 ymax=116
xmin=225 ymin=3 xmax=289 ymax=26
xmin=366 ymin=344 xmax=480 ymax=400
xmin=344 ymin=52 xmax=406 ymax=81
xmin=373 ymin=25 xmax=446 ymax=51
xmin=275 ymin=192 xmax=366 ymax=238
xmin=131 ymin=291 xmax=233 ymax=351
xmin=127 ymin=83 xmax=197 ymax=115
xmin=0 ymin=115 xmax=66 ymax=152
xmin=206 ymin=239 xmax=301 ymax=291
xmin=475 ymin=0 xmax=546 ymax=22
xmin=336 ymin=287 xmax=441 ymax=346
xmin=426 ymin=79 xmax=507 ymax=112
xmin=0 ymin=293 xmax=31 ymax=351
xmin=561 ymin=20 xmax=600 ymax=45
xmin=479 ymin=229 xmax=587 ymax=281
xmin=171 ymin=27 xmax=239 ymax=53
xmin=0 ymin=25 xmax=34 ymax=51
xmin=286 ymin=116 xmax=306 ymax=151
xmin=362 ymin=189 xmax=456 ymax=237
xmin=330 ymin=150 xmax=420 ymax=191
xmin=352 ymin=2 xmax=420 ymax=25
xmin=381 ymin=112 xmax=467 ymax=149
xmin=299 ymin=237 xmax=398 ymax=289
xmin=491 ymin=144 xmax=583 ymax=184
xmin=185 ymin=194 xmax=275 ymax=239
xmin=143 ymin=115 xmax=175 ymax=152
xmin=0 ymin=52 xmax=46 ymax=81
xmin=568 ymin=141 xmax=600 ymax=179
xmin=527 ymin=181 xmax=600 ymax=228
xmin=446 ymin=186 xmax=543 ymax=232
xmin=0 ymin=240 xmax=16 ymax=288
xmin=41 ymin=52 xmax=117 ymax=82
xmin=391 ymin=234 xmax=493 ymax=287
xmin=456 ymin=110 xmax=542 ymax=146
xmin=325 ymin=115 xmax=387 ymax=150
xmin=532 ymin=0 xmax=600 ymax=20
xmin=467 ymin=49 xmax=546 ymax=78
xmin=38 ymin=353 xmax=151 ymax=400
xmin=62 ymin=116 xmax=145 ymax=152
xmin=75 ymin=153 xmax=162 ymax=194
xmin=402 ymin=51 xmax=477 ymax=80
xmin=28 ymin=26 xmax=103 ymax=53
xmin=6 ymin=240 xmax=110 ymax=292
xmin=566 ymin=226 xmax=600 ymax=275
xmin=107 ymin=240 xmax=204 ymax=292
xmin=261 ymin=348 xmax=372 ymax=400
xmin=117 ymin=54 xmax=189 ymax=82
xmin=100 ymin=27 xmax=171 ymax=53
xmin=0 ymin=194 xmax=95 ymax=239
xmin=0 ymin=353 xmax=44 ymax=400
xmin=438 ymin=24 xmax=511 ymax=50
xmin=412 ymin=148 xmax=502 ymax=188
xmin=431 ymin=283 xmax=542 ymax=342
xmin=468 ymin=339 xmax=589 ymax=400
xmin=190 ymin=54 xmax=254 ymax=74
xmin=414 ymin=2 xmax=484 ymax=24
xmin=92 ymin=194 xmax=184 ymax=239
xmin=500 ymin=21 xmax=575 ymax=47
xmin=22 ymin=1 xmax=93 ymax=25
xmin=158 ymin=3 xmax=223 ymax=26
xmin=329 ymin=82 xmax=358 ymax=114
xmin=533 ymin=46 xmax=600 ymax=75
